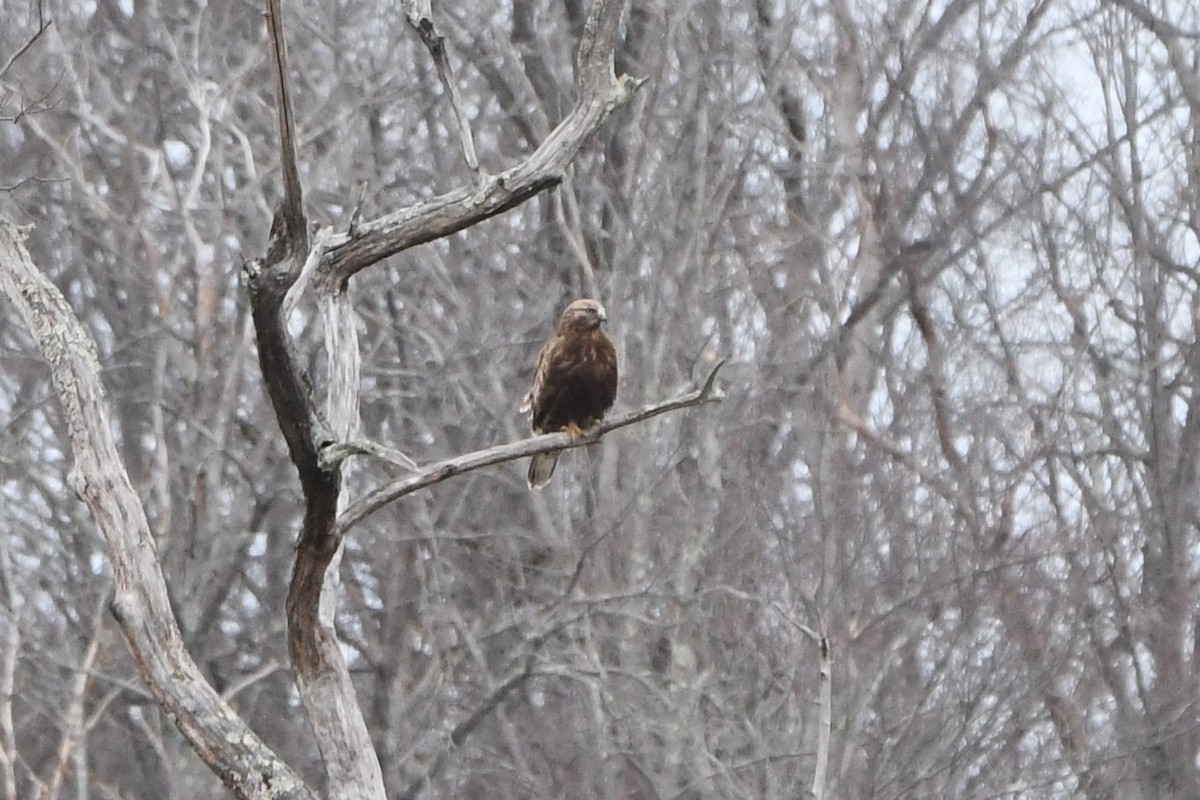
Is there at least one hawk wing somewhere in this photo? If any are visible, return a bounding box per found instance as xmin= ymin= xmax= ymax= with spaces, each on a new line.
xmin=520 ymin=333 xmax=556 ymax=417
xmin=523 ymin=334 xmax=565 ymax=489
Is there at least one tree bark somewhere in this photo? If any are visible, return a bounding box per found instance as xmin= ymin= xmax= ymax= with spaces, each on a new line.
xmin=0 ymin=220 xmax=318 ymax=800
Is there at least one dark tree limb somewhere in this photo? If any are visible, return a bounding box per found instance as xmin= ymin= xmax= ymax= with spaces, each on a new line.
xmin=337 ymin=360 xmax=726 ymax=533
xmin=264 ymin=0 xmax=305 ymax=259
xmin=0 ymin=221 xmax=317 ymax=800
xmin=248 ymin=2 xmax=383 ymax=797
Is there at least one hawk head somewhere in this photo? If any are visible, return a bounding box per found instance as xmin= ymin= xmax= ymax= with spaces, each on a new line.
xmin=559 ymin=298 xmax=607 ymax=332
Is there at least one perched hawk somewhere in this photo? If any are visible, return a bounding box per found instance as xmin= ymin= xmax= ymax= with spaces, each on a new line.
xmin=521 ymin=298 xmax=618 ymax=489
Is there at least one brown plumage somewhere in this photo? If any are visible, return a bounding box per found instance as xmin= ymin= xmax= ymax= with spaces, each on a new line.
xmin=521 ymin=298 xmax=618 ymax=488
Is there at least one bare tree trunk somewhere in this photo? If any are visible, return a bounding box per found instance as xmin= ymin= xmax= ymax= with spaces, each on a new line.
xmin=0 ymin=220 xmax=318 ymax=800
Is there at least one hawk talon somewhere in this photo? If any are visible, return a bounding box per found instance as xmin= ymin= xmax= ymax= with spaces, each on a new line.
xmin=563 ymin=422 xmax=585 ymax=439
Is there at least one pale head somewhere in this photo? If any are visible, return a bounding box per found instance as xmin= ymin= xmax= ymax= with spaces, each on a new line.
xmin=558 ymin=298 xmax=608 ymax=331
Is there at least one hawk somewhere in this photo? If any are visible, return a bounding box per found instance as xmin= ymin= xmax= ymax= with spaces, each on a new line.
xmin=521 ymin=298 xmax=618 ymax=489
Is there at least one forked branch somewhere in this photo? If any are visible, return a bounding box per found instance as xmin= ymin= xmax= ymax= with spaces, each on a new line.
xmin=253 ymin=4 xmax=383 ymax=798
xmin=320 ymin=0 xmax=642 ymax=284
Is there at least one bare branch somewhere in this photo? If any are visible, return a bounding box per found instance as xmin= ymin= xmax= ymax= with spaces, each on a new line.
xmin=398 ymin=658 xmax=537 ymax=800
xmin=904 ymin=266 xmax=965 ymax=471
xmin=1113 ymin=0 xmax=1200 ymax=40
xmin=1114 ymin=0 xmax=1200 ymax=115
xmin=0 ymin=220 xmax=316 ymax=800
xmin=348 ymin=181 xmax=368 ymax=237
xmin=219 ymin=661 xmax=287 ymax=703
xmin=574 ymin=0 xmax=626 ymax=94
xmin=338 ymin=359 xmax=726 ymax=533
xmin=0 ymin=529 xmax=18 ymax=800
xmin=810 ymin=635 xmax=832 ymax=800
xmin=244 ymin=3 xmax=642 ymax=796
xmin=321 ymin=0 xmax=641 ymax=284
xmin=263 ymin=0 xmax=305 ymax=253
xmin=321 ymin=439 xmax=420 ymax=472
xmin=402 ymin=0 xmax=480 ymax=174
xmin=834 ymin=402 xmax=980 ymax=533
xmin=0 ymin=0 xmax=51 ymax=82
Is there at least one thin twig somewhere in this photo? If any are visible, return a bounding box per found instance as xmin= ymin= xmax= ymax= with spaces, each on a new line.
xmin=348 ymin=182 xmax=368 ymax=237
xmin=0 ymin=175 xmax=66 ymax=193
xmin=403 ymin=1 xmax=480 ymax=174
xmin=833 ymin=402 xmax=980 ymax=532
xmin=338 ymin=359 xmax=726 ymax=533
xmin=398 ymin=658 xmax=535 ymax=800
xmin=219 ymin=661 xmax=285 ymax=703
xmin=0 ymin=0 xmax=52 ymax=82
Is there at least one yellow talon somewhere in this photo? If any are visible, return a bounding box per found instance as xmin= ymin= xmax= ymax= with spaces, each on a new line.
xmin=563 ymin=422 xmax=584 ymax=438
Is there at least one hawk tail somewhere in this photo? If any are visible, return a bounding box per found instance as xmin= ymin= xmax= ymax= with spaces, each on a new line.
xmin=527 ymin=451 xmax=561 ymax=489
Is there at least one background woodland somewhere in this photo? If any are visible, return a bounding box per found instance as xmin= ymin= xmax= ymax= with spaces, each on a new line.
xmin=4 ymin=0 xmax=1200 ymax=798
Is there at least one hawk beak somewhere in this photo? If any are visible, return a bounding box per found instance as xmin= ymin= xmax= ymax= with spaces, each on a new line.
xmin=597 ymin=310 xmax=607 ymax=323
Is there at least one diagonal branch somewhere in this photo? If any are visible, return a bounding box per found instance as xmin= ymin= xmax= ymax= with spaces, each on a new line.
xmin=320 ymin=0 xmax=642 ymax=285
xmin=321 ymin=438 xmax=420 ymax=472
xmin=398 ymin=657 xmax=537 ymax=800
xmin=0 ymin=220 xmax=317 ymax=800
xmin=397 ymin=604 xmax=591 ymax=800
xmin=0 ymin=0 xmax=51 ymax=82
xmin=403 ymin=0 xmax=480 ymax=174
xmin=337 ymin=360 xmax=726 ymax=533
xmin=1113 ymin=0 xmax=1200 ymax=118
xmin=833 ymin=401 xmax=980 ymax=533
